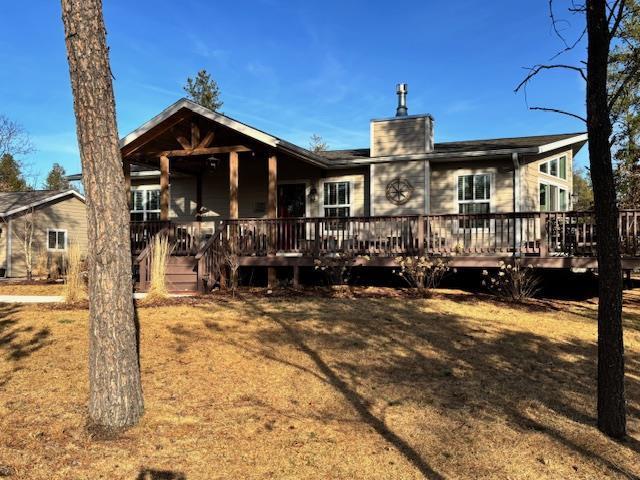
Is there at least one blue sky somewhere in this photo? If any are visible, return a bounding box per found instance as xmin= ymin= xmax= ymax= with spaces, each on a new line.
xmin=0 ymin=0 xmax=588 ymax=183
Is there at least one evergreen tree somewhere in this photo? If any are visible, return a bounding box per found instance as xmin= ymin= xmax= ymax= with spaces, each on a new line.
xmin=183 ymin=69 xmax=223 ymax=111
xmin=0 ymin=153 xmax=29 ymax=191
xmin=572 ymin=168 xmax=595 ymax=210
xmin=44 ymin=163 xmax=71 ymax=190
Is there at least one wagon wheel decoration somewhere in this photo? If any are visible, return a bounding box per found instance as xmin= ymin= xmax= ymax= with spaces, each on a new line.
xmin=386 ymin=178 xmax=414 ymax=205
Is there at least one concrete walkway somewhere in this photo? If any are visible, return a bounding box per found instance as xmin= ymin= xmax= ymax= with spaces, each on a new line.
xmin=0 ymin=292 xmax=192 ymax=304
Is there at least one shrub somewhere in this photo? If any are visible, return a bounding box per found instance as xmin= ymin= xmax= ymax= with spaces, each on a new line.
xmin=482 ymin=259 xmax=540 ymax=302
xmin=33 ymin=249 xmax=49 ymax=280
xmin=393 ymin=256 xmax=450 ymax=293
xmin=64 ymin=241 xmax=86 ymax=304
xmin=314 ymin=253 xmax=368 ymax=286
xmin=146 ymin=234 xmax=170 ymax=301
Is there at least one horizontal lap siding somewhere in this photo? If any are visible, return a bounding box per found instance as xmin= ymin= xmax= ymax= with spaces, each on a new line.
xmin=430 ymin=159 xmax=514 ymax=214
xmin=0 ymin=228 xmax=6 ymax=272
xmin=9 ymin=196 xmax=88 ymax=278
xmin=371 ymin=117 xmax=428 ymax=157
xmin=373 ymin=161 xmax=425 ymax=215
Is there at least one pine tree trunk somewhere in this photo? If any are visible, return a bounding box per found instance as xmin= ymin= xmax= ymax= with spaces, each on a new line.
xmin=61 ymin=0 xmax=144 ymax=429
xmin=586 ymin=0 xmax=626 ymax=439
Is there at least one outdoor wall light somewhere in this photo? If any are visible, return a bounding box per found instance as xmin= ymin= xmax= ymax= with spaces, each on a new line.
xmin=309 ymin=186 xmax=318 ymax=203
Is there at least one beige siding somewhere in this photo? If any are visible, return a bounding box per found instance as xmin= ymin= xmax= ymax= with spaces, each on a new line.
xmin=372 ymin=160 xmax=426 ymax=215
xmin=0 ymin=224 xmax=6 ymax=273
xmin=8 ymin=196 xmax=88 ymax=278
xmin=522 ymin=149 xmax=573 ymax=211
xmin=371 ymin=116 xmax=433 ymax=157
xmin=430 ymin=159 xmax=515 ymax=214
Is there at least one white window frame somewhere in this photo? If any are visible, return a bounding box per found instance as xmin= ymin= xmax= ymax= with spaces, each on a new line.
xmin=539 ymin=180 xmax=570 ymax=212
xmin=455 ymin=171 xmax=494 ymax=231
xmin=539 ymin=155 xmax=568 ymax=180
xmin=47 ymin=228 xmax=68 ymax=252
xmin=321 ymin=180 xmax=352 ymax=218
xmin=130 ymin=185 xmax=162 ymax=221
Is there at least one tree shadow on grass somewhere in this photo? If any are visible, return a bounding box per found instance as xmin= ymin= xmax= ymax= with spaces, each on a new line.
xmin=0 ymin=304 xmax=51 ymax=361
xmin=137 ymin=468 xmax=186 ymax=480
xmin=238 ymin=297 xmax=640 ymax=479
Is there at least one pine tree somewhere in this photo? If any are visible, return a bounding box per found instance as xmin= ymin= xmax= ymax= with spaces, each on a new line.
xmin=0 ymin=153 xmax=29 ymax=191
xmin=183 ymin=69 xmax=223 ymax=111
xmin=44 ymin=163 xmax=71 ymax=191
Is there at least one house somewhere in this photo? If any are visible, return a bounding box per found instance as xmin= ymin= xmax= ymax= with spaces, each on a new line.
xmin=0 ymin=189 xmax=87 ymax=278
xmin=68 ymin=84 xmax=639 ymax=291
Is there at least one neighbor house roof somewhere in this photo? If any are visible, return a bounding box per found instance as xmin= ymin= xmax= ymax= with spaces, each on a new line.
xmin=0 ymin=189 xmax=85 ymax=217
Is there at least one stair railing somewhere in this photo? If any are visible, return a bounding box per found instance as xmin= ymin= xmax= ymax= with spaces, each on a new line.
xmin=194 ymin=221 xmax=228 ymax=292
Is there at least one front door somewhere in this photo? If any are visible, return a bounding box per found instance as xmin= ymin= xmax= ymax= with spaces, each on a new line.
xmin=277 ymin=183 xmax=307 ymax=251
xmin=277 ymin=183 xmax=306 ymax=218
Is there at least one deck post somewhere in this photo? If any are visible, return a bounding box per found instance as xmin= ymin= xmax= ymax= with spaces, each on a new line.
xmin=267 ymin=154 xmax=277 ymax=288
xmin=539 ymin=213 xmax=548 ymax=257
xmin=418 ymin=215 xmax=425 ymax=256
xmin=292 ymin=266 xmax=300 ymax=288
xmin=160 ymin=155 xmax=170 ymax=221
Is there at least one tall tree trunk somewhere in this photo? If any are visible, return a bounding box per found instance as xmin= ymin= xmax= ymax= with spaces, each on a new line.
xmin=586 ymin=0 xmax=626 ymax=438
xmin=61 ymin=0 xmax=143 ymax=429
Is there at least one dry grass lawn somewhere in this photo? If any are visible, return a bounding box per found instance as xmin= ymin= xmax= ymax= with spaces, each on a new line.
xmin=0 ymin=282 xmax=64 ymax=296
xmin=1 ymin=288 xmax=639 ymax=479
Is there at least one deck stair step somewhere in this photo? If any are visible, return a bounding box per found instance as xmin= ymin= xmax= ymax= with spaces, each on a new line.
xmin=165 ymin=255 xmax=198 ymax=292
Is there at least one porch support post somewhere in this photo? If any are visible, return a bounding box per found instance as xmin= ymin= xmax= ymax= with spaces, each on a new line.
xmin=229 ymin=151 xmax=239 ymax=219
xmin=123 ymin=158 xmax=131 ymax=210
xmin=160 ymin=155 xmax=170 ymax=221
xmin=267 ymin=154 xmax=277 ymax=288
xmin=196 ymin=173 xmax=203 ymax=222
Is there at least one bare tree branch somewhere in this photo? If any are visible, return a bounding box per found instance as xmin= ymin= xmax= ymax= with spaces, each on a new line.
xmin=0 ymin=115 xmax=35 ymax=157
xmin=528 ymin=106 xmax=587 ymax=123
xmin=608 ymin=0 xmax=628 ymax=39
xmin=514 ymin=64 xmax=586 ymax=94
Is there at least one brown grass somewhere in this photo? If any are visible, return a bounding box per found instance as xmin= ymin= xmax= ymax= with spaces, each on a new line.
xmin=1 ymin=290 xmax=639 ymax=479
xmin=144 ymin=235 xmax=170 ymax=303
xmin=0 ymin=281 xmax=64 ymax=296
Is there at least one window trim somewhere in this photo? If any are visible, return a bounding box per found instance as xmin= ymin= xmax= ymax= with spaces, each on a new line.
xmin=539 ymin=179 xmax=571 ymax=212
xmin=130 ymin=185 xmax=162 ymax=221
xmin=539 ymin=154 xmax=568 ymax=180
xmin=46 ymin=228 xmax=68 ymax=252
xmin=455 ymin=171 xmax=494 ymax=231
xmin=320 ymin=180 xmax=352 ymax=218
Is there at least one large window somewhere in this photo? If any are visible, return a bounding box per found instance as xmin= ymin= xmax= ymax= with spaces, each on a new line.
xmin=540 ymin=183 xmax=568 ymax=211
xmin=47 ymin=229 xmax=67 ymax=251
xmin=131 ymin=188 xmax=161 ymax=221
xmin=324 ymin=181 xmax=350 ymax=217
xmin=457 ymin=174 xmax=491 ymax=228
xmin=540 ymin=155 xmax=567 ymax=180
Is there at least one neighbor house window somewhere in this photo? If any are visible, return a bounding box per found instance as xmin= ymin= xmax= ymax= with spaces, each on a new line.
xmin=324 ymin=181 xmax=350 ymax=217
xmin=457 ymin=174 xmax=491 ymax=228
xmin=540 ymin=183 xmax=569 ymax=211
xmin=47 ymin=229 xmax=67 ymax=251
xmin=539 ymin=155 xmax=567 ymax=180
xmin=131 ymin=188 xmax=161 ymax=221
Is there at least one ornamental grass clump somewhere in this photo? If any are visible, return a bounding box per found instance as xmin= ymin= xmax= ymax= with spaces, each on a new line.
xmin=64 ymin=241 xmax=86 ymax=304
xmin=146 ymin=234 xmax=171 ymax=301
xmin=482 ymin=259 xmax=541 ymax=303
xmin=393 ymin=255 xmax=450 ymax=294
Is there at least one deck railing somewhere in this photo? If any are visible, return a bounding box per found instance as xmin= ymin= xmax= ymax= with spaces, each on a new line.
xmin=130 ymin=210 xmax=640 ymax=259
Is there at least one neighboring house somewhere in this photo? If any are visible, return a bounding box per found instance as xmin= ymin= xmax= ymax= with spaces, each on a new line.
xmin=67 ymin=85 xmax=639 ymax=291
xmin=0 ymin=190 xmax=87 ymax=278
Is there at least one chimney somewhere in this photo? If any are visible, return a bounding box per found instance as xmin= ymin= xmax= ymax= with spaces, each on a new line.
xmin=396 ymin=83 xmax=408 ymax=116
xmin=370 ymin=83 xmax=434 ymax=157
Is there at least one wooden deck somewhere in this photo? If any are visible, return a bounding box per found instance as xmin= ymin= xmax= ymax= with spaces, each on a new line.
xmin=132 ymin=211 xmax=640 ymax=291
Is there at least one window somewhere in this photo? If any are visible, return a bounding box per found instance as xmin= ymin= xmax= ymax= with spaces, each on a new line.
xmin=540 ymin=183 xmax=568 ymax=211
xmin=559 ymin=156 xmax=567 ymax=179
xmin=324 ymin=181 xmax=350 ymax=217
xmin=457 ymin=174 xmax=491 ymax=228
xmin=539 ymin=155 xmax=568 ymax=179
xmin=131 ymin=188 xmax=161 ymax=221
xmin=47 ymin=229 xmax=67 ymax=251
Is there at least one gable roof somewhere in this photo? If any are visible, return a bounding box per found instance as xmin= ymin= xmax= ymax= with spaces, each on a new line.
xmin=0 ymin=190 xmax=85 ymax=217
